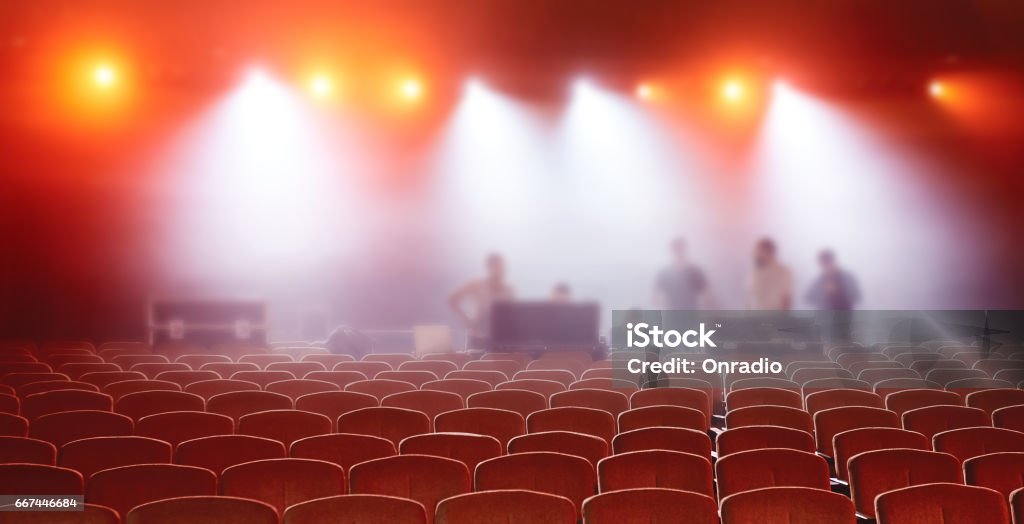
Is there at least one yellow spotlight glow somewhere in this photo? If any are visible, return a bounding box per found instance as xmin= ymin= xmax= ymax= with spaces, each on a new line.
xmin=929 ymin=81 xmax=945 ymax=98
xmin=308 ymin=74 xmax=333 ymax=98
xmin=93 ymin=64 xmax=116 ymax=88
xmin=722 ymin=80 xmax=744 ymax=101
xmin=400 ymin=78 xmax=423 ymax=100
xmin=635 ymin=83 xmax=654 ymax=100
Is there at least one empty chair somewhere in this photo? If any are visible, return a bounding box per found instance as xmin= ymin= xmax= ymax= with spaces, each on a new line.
xmin=230 ymin=370 xmax=296 ymax=389
xmin=0 ymin=393 xmax=18 ymax=415
xmin=526 ymin=360 xmax=586 ymax=379
xmin=350 ymin=455 xmax=470 ymax=524
xmin=467 ymin=389 xmax=546 ymax=419
xmin=334 ymin=361 xmax=392 ymax=378
xmin=291 ymin=433 xmax=396 ymax=472
xmin=422 ymin=379 xmax=491 ymax=402
xmin=363 ymin=353 xmax=414 ymax=368
xmin=1016 ymin=487 xmax=1024 ymax=524
xmin=238 ymin=409 xmax=332 ymax=447
xmin=47 ymin=354 xmax=103 ymax=369
xmin=176 ymin=434 xmax=286 ymax=476
xmin=964 ymin=452 xmax=1024 ymax=498
xmin=583 ymin=487 xmax=718 ymax=524
xmin=995 ymin=405 xmax=1024 ymax=433
xmin=475 ymin=452 xmax=596 ymax=513
xmin=720 ymin=486 xmax=856 ymax=523
xmin=727 ymin=405 xmax=813 ymax=434
xmin=295 ymin=391 xmax=378 ymax=431
xmin=886 ymin=388 xmax=962 ymax=417
xmin=947 ymin=378 xmax=1016 ymax=396
xmin=130 ymin=362 xmax=191 ymax=379
xmin=0 ymin=413 xmax=28 ymax=436
xmin=376 ymin=371 xmax=439 ymax=389
xmin=836 ymin=352 xmax=889 ymax=368
xmin=629 ymin=387 xmax=711 ymax=424
xmin=400 ymin=360 xmax=459 ymax=379
xmin=381 ymin=390 xmax=464 ymax=431
xmin=597 ymin=449 xmax=712 ymax=496
xmin=283 ymin=494 xmax=428 ymax=524
xmin=264 ymin=378 xmax=339 ymax=401
xmin=716 ymin=448 xmax=830 ymax=500
xmin=445 ymin=370 xmax=507 ymax=388
xmin=805 ymin=388 xmax=884 ymax=417
xmin=421 ymin=352 xmax=474 ymax=368
xmin=858 ymin=368 xmax=922 ymax=385
xmin=568 ymin=378 xmax=639 ymax=392
xmin=111 ymin=354 xmax=169 ymax=369
xmin=510 ymin=431 xmax=608 ymax=468
xmin=221 ymin=458 xmax=345 ymax=513
xmin=87 ymin=463 xmax=217 ymax=517
xmin=529 ymin=407 xmax=616 ymax=444
xmin=463 ymin=359 xmax=519 ymax=378
xmin=345 ymin=379 xmax=417 ymax=401
xmin=849 ymin=359 xmax=906 ymax=376
xmin=200 ymin=362 xmax=261 ymax=379
xmin=238 ymin=354 xmax=294 ymax=369
xmin=401 ymin=432 xmax=502 ymax=473
xmin=495 ymin=379 xmax=566 ymax=399
xmin=933 ymin=427 xmax=1024 ymax=464
xmin=435 ymin=490 xmax=575 ymax=524
xmin=0 ymin=463 xmax=83 ymax=495
xmin=966 ymin=389 xmax=1024 ymax=418
xmin=814 ymin=406 xmax=900 ymax=456
xmin=58 ymin=362 xmax=120 ymax=380
xmin=22 ymin=389 xmax=113 ymax=421
xmin=60 ymin=436 xmax=172 ymax=480
xmin=848 ymin=449 xmax=962 ymax=519
xmin=3 ymin=504 xmax=119 ymax=524
xmin=17 ymin=380 xmax=99 ymax=397
xmin=304 ymin=371 xmax=369 ymax=390
xmin=730 ymin=377 xmax=800 ymax=392
xmin=175 ymin=354 xmax=232 ymax=369
xmin=832 ymin=427 xmax=930 ymax=481
xmin=264 ymin=361 xmax=327 ymax=378
xmin=791 ymin=367 xmax=853 ymax=384
xmin=902 ymin=405 xmax=989 ymax=440
xmin=302 ymin=354 xmax=356 ymax=368
xmin=926 ymin=368 xmax=988 ymax=386
xmin=0 ymin=436 xmax=57 ymax=465
xmin=30 ymin=410 xmax=133 ymax=447
xmin=434 ymin=407 xmax=524 ymax=450
xmin=338 ymin=406 xmax=430 ymax=447
xmin=612 ymin=427 xmax=712 ymax=458
xmin=911 ymin=359 xmax=969 ymax=375
xmin=801 ymin=378 xmax=873 ymax=395
xmin=154 ymin=370 xmax=221 ymax=389
xmin=875 ymin=483 xmax=1010 ymax=524
xmin=726 ymin=386 xmax=802 ymax=410
xmin=126 ymin=496 xmax=279 ymax=524
xmin=206 ymin=390 xmax=293 ymax=424
xmin=136 ymin=411 xmax=234 ymax=449
xmin=115 ymin=390 xmax=205 ymax=421
xmin=716 ymin=425 xmax=816 ymax=457
xmin=79 ymin=371 xmax=149 ymax=390
xmin=550 ymin=389 xmax=629 ymax=418
xmin=4 ymin=372 xmax=69 ymax=389
xmin=1 ymin=362 xmax=53 ymax=379
xmin=103 ymin=379 xmax=182 ymax=401
xmin=618 ymin=405 xmax=707 ymax=433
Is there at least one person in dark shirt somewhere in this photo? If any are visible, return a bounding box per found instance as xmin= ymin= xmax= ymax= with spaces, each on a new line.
xmin=806 ymin=249 xmax=861 ymax=310
xmin=653 ymin=237 xmax=708 ymax=310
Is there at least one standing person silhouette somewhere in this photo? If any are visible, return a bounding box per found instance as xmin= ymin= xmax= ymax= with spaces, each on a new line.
xmin=449 ymin=253 xmax=516 ymax=350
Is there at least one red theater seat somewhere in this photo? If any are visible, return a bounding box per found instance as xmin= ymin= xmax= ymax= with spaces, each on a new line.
xmin=875 ymin=483 xmax=1010 ymax=524
xmin=630 ymin=387 xmax=711 ymax=422
xmin=136 ymin=411 xmax=234 ymax=449
xmin=283 ymin=494 xmax=428 ymax=524
xmin=400 ymin=360 xmax=459 ymax=378
xmin=720 ymin=486 xmax=856 ymax=523
xmin=0 ymin=436 xmax=57 ymax=465
xmin=716 ymin=448 xmax=830 ymax=500
xmin=726 ymin=405 xmax=813 ymax=433
xmin=496 ymin=379 xmax=567 ymax=399
xmin=3 ymin=372 xmax=68 ymax=389
xmin=103 ymin=379 xmax=181 ymax=401
xmin=350 ymin=455 xmax=470 ymax=524
xmin=801 ymin=378 xmax=873 ymax=395
xmin=87 ymin=463 xmax=217 ymax=517
xmin=400 ymin=432 xmax=502 ymax=473
xmin=345 ymin=379 xmax=417 ymax=401
xmin=475 ymin=451 xmax=596 ymax=513
xmin=886 ymin=388 xmax=962 ymax=417
xmin=583 ymin=487 xmax=718 ymax=524
xmin=334 ymin=361 xmax=392 ymax=378
xmin=791 ymin=366 xmax=854 ymax=384
xmin=80 ymin=371 xmax=148 ymax=389
xmin=337 ymin=406 xmax=430 ymax=447
xmin=967 ymin=389 xmax=1024 ymax=418
xmin=200 ymin=362 xmax=261 ymax=379
xmin=902 ymin=405 xmax=989 ymax=440
xmin=528 ymin=407 xmax=616 ymax=444
xmin=174 ymin=354 xmax=232 ymax=369
xmin=266 ymin=361 xmax=327 ymax=377
xmin=569 ymin=378 xmax=639 ymax=392
xmin=716 ymin=425 xmax=816 ymax=457
xmin=848 ymin=449 xmax=962 ymax=518
xmin=964 ymin=452 xmax=1024 ymax=498
xmin=291 ymin=433 xmax=396 ymax=472
xmin=304 ymin=371 xmax=369 ymax=391
xmin=422 ymin=379 xmax=492 ymax=401
xmin=205 ymin=390 xmax=293 ymax=424
xmin=467 ymin=389 xmax=546 ymax=418
xmin=175 ymin=434 xmax=287 ymax=475
xmin=726 ymin=386 xmax=803 ymax=410
xmin=612 ymin=427 xmax=712 ymax=457
xmin=30 ymin=410 xmax=133 ymax=447
xmin=3 ymin=503 xmax=119 ymax=524
xmin=434 ymin=407 xmax=524 ymax=451
xmin=527 ymin=359 xmax=586 ymax=378
xmin=421 ymin=352 xmax=474 ymax=369
xmin=231 ymin=370 xmax=296 ymax=388
xmin=0 ymin=393 xmax=18 ymax=415
xmin=126 ymin=496 xmax=279 ymax=524
xmin=445 ymin=370 xmax=508 ymax=387
xmin=934 ymin=427 xmax=1024 ymax=464
xmin=996 ymin=405 xmax=1024 ymax=433
xmin=596 ymin=449 xmax=712 ymax=496
xmin=238 ymin=354 xmax=294 ymax=369
xmin=363 ymin=353 xmax=414 ymax=368
xmin=130 ymin=362 xmax=190 ymax=379
xmin=805 ymin=388 xmax=884 ymax=417
xmin=17 ymin=380 xmax=99 ymax=397
xmin=435 ymin=490 xmax=575 ymax=524
xmin=730 ymin=377 xmax=800 ymax=392
xmin=154 ymin=370 xmax=220 ymax=389
xmin=22 ymin=389 xmax=113 ymax=421
xmin=60 ymin=436 xmax=172 ymax=480
xmin=832 ymin=427 xmax=930 ymax=481
xmin=618 ymin=405 xmax=707 ymax=433
xmin=382 ymin=390 xmax=464 ymax=430
xmin=859 ymin=367 xmax=922 ymax=384
xmin=509 ymin=431 xmax=608 ymax=468
xmin=114 ymin=390 xmax=205 ymax=421
xmin=265 ymin=378 xmax=339 ymax=401
xmin=295 ymin=391 xmax=378 ymax=431
xmin=57 ymin=362 xmax=120 ymax=380
xmin=302 ymin=354 xmax=356 ymax=369
xmin=813 ymin=406 xmax=900 ymax=456
xmin=550 ymin=388 xmax=629 ymax=418
xmin=0 ymin=413 xmax=28 ymax=436
xmin=238 ymin=409 xmax=332 ymax=447
xmin=0 ymin=464 xmax=83 ymax=494
xmin=1015 ymin=487 xmax=1024 ymax=524
xmin=220 ymin=458 xmax=346 ymax=513
xmin=47 ymin=354 xmax=104 ymax=369
xmin=377 ymin=371 xmax=439 ymax=388
xmin=514 ymin=369 xmax=577 ymax=387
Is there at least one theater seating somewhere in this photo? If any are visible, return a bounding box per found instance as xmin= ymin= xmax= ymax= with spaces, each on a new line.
xmin=475 ymin=451 xmax=596 ymax=513
xmin=381 ymin=390 xmax=464 ymax=430
xmin=963 ymin=452 xmax=1024 ymax=498
xmin=126 ymin=496 xmax=279 ymax=524
xmin=87 ymin=463 xmax=217 ymax=517
xmin=175 ymin=434 xmax=287 ymax=475
xmin=0 ymin=435 xmax=57 ymax=464
xmin=966 ymin=388 xmax=1024 ymax=418
xmin=206 ymin=390 xmax=293 ymax=424
xmin=60 ymin=435 xmax=172 ymax=480
xmin=528 ymin=407 xmax=616 ymax=444
xmin=294 ymin=391 xmax=378 ymax=431
xmin=0 ymin=412 xmax=28 ymax=436
xmin=349 ymin=455 xmax=470 ymax=524
xmin=220 ymin=458 xmax=346 ymax=513
xmin=496 ymin=379 xmax=566 ymax=399
xmin=596 ymin=449 xmax=713 ymax=496
xmin=720 ymin=486 xmax=856 ymax=523
xmin=467 ymin=389 xmax=546 ymax=418
xmin=805 ymin=388 xmax=884 ymax=416
xmin=345 ymin=379 xmax=418 ymax=401
xmin=832 ymin=427 xmax=930 ymax=481
xmin=612 ymin=426 xmax=712 ymax=457
xmin=135 ymin=410 xmax=234 ymax=448
xmin=874 ymin=483 xmax=1010 ymax=524
xmin=933 ymin=427 xmax=1024 ymax=464
xmin=434 ymin=407 xmax=524 ymax=450
xmin=848 ymin=449 xmax=962 ymax=518
xmin=813 ymin=406 xmax=899 ymax=457
xmin=618 ymin=405 xmax=707 ymax=433
xmin=422 ymin=379 xmax=492 ymax=401
xmin=583 ymin=487 xmax=718 ymax=523
xmin=726 ymin=386 xmax=803 ymax=409
xmin=901 ymin=405 xmax=989 ymax=440
xmin=995 ymin=405 xmax=1024 ymax=433
xmin=550 ymin=388 xmax=629 ymax=418
xmin=104 ymin=379 xmax=181 ymax=400
xmin=885 ymin=388 xmax=962 ymax=417
xmin=304 ymin=371 xmax=370 ymax=391
xmin=726 ymin=404 xmax=813 ymax=433
xmin=114 ymin=390 xmax=205 ymax=420
xmin=22 ymin=389 xmax=113 ymax=421
xmin=337 ymin=406 xmax=430 ymax=447
xmin=1013 ymin=487 xmax=1024 ymax=524
xmin=629 ymin=387 xmax=711 ymax=423
xmin=509 ymin=431 xmax=608 ymax=468
xmin=30 ymin=410 xmax=133 ymax=447
xmin=238 ymin=409 xmax=332 ymax=447
xmin=283 ymin=494 xmax=428 ymax=524
xmin=185 ymin=378 xmax=261 ymax=400
xmin=4 ymin=503 xmax=120 ymax=524
xmin=264 ymin=378 xmax=339 ymax=400
xmin=435 ymin=489 xmax=575 ymax=524
xmin=291 ymin=433 xmax=396 ymax=472
xmin=716 ymin=425 xmax=816 ymax=457
xmin=715 ymin=448 xmax=830 ymax=500
xmin=0 ymin=463 xmax=83 ymax=495
xmin=400 ymin=432 xmax=502 ymax=472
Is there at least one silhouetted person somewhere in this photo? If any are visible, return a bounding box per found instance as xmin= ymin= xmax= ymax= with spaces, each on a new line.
xmin=549 ymin=282 xmax=572 ymax=303
xmin=449 ymin=253 xmax=516 ymax=350
xmin=806 ymin=249 xmax=860 ymax=310
xmin=747 ymin=237 xmax=793 ymax=310
xmin=653 ymin=238 xmax=708 ymax=310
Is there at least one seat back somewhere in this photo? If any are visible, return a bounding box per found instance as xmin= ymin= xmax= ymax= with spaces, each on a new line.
xmin=175 ymin=434 xmax=286 ymax=475
xmin=337 ymin=406 xmax=430 ymax=447
xmin=30 ymin=410 xmax=133 ymax=447
xmin=184 ymin=379 xmax=261 ymax=400
xmin=350 ymin=455 xmax=470 ymax=524
xmin=22 ymin=390 xmax=113 ymax=421
xmin=716 ymin=448 xmax=830 ymax=500
xmin=528 ymin=407 xmax=616 ymax=444
xmin=435 ymin=490 xmax=575 ymax=524
xmin=381 ymin=390 xmax=464 ymax=431
xmin=60 ymin=436 xmax=171 ymax=480
xmin=345 ymin=379 xmax=417 ymax=401
xmin=136 ymin=411 xmax=234 ymax=449
xmin=467 ymin=389 xmax=546 ymax=419
xmin=964 ymin=452 xmax=1024 ymax=499
xmin=434 ymin=407 xmax=525 ymax=451
xmin=400 ymin=432 xmax=502 ymax=473
xmin=509 ymin=431 xmax=608 ymax=468
xmin=875 ymin=483 xmax=1010 ymax=524
xmin=813 ymin=406 xmax=899 ymax=456
xmin=238 ymin=409 xmax=332 ymax=447
xmin=220 ymin=458 xmax=346 ymax=513
xmin=87 ymin=464 xmax=217 ymax=517
xmin=475 ymin=452 xmax=596 ymax=513
xmin=422 ymin=379 xmax=492 ymax=401
xmin=597 ymin=450 xmax=712 ymax=496
xmin=832 ymin=427 xmax=930 ymax=481
xmin=126 ymin=496 xmax=279 ymax=524
xmin=720 ymin=486 xmax=856 ymax=523
xmin=727 ymin=405 xmax=813 ymax=433
xmin=618 ymin=405 xmax=707 ymax=433
xmin=206 ymin=390 xmax=293 ymax=424
xmin=114 ymin=390 xmax=205 ymax=421
xmin=848 ymin=448 xmax=962 ymax=517
xmin=612 ymin=427 xmax=712 ymax=457
xmin=583 ymin=488 xmax=718 ymax=524
xmin=283 ymin=494 xmax=427 ymax=524
xmin=933 ymin=427 xmax=1024 ymax=464
xmin=294 ymin=391 xmax=378 ymax=431
xmin=0 ymin=464 xmax=82 ymax=495
xmin=0 ymin=436 xmax=57 ymax=465
xmin=902 ymin=405 xmax=989 ymax=440
xmin=716 ymin=425 xmax=815 ymax=457
xmin=290 ymin=433 xmax=396 ymax=473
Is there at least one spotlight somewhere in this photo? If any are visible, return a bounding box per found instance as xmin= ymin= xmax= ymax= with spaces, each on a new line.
xmin=929 ymin=81 xmax=945 ymax=98
xmin=635 ymin=83 xmax=654 ymax=101
xmin=308 ymin=74 xmax=333 ymax=99
xmin=92 ymin=64 xmax=116 ymax=88
xmin=400 ymin=78 xmax=423 ymax=100
xmin=722 ymin=80 xmax=744 ymax=102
